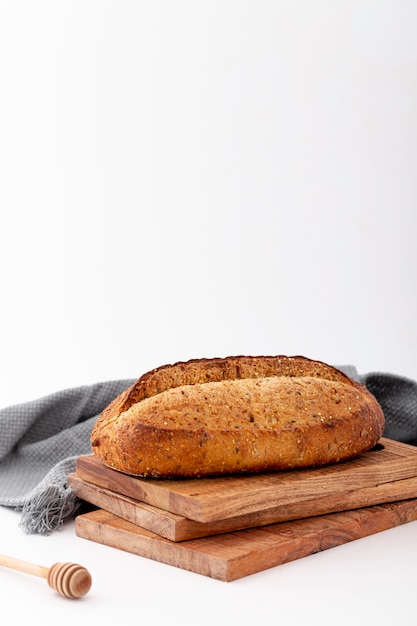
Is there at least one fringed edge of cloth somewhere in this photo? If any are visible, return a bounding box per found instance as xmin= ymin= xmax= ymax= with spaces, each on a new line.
xmin=12 ymin=455 xmax=81 ymax=535
xmin=18 ymin=485 xmax=82 ymax=535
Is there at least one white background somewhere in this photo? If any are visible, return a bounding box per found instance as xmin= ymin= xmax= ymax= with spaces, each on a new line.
xmin=1 ymin=0 xmax=416 ymax=408
xmin=0 ymin=3 xmax=417 ymax=624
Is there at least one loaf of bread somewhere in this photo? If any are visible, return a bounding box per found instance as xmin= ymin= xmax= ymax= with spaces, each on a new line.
xmin=90 ymin=355 xmax=385 ymax=477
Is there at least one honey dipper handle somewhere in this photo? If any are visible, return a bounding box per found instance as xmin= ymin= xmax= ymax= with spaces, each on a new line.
xmin=0 ymin=553 xmax=49 ymax=579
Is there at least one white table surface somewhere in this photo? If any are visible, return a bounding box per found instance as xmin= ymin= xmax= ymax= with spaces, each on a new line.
xmin=1 ymin=500 xmax=416 ymax=626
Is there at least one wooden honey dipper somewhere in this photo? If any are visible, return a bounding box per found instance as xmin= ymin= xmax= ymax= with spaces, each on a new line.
xmin=0 ymin=553 xmax=92 ymax=599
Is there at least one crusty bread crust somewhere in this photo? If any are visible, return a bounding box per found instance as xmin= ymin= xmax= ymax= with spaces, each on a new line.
xmin=90 ymin=355 xmax=385 ymax=477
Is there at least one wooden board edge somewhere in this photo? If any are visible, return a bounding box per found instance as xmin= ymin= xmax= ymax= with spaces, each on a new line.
xmin=75 ymin=439 xmax=417 ymax=523
xmin=74 ymin=499 xmax=417 ymax=582
xmin=69 ymin=471 xmax=417 ymax=542
xmin=75 ymin=510 xmax=230 ymax=581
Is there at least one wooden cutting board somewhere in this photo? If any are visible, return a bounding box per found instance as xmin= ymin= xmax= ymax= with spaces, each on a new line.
xmin=68 ymin=472 xmax=417 ymax=541
xmin=75 ymin=499 xmax=417 ymax=581
xmin=74 ymin=438 xmax=417 ymax=524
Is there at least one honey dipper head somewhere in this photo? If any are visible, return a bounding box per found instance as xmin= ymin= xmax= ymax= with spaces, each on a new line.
xmin=47 ymin=562 xmax=92 ymax=599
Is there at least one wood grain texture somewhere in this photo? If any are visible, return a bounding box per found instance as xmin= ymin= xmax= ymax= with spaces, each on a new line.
xmin=68 ymin=472 xmax=417 ymax=542
xmin=75 ymin=438 xmax=417 ymax=523
xmin=74 ymin=499 xmax=417 ymax=581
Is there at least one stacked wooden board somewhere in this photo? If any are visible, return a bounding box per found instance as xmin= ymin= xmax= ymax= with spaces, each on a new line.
xmin=71 ymin=438 xmax=417 ymax=581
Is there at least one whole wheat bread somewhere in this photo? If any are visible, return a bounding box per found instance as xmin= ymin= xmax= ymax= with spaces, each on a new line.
xmin=90 ymin=355 xmax=385 ymax=477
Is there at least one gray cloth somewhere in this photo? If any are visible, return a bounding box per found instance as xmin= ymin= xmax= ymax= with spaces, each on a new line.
xmin=360 ymin=372 xmax=417 ymax=446
xmin=0 ymin=367 xmax=416 ymax=535
xmin=0 ymin=379 xmax=134 ymax=534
